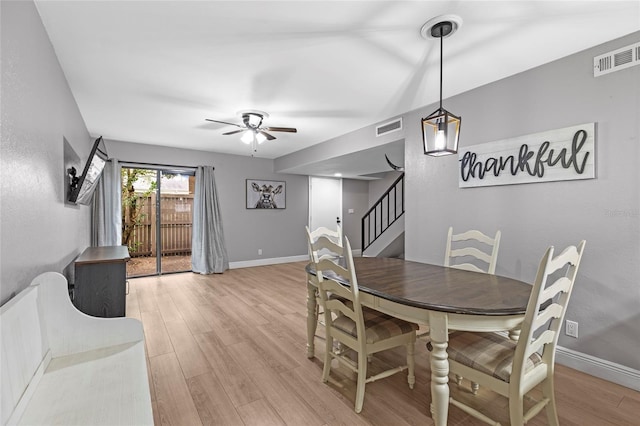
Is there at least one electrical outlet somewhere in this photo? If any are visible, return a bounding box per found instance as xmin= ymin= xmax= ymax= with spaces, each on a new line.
xmin=566 ymin=320 xmax=579 ymax=338
xmin=258 ymin=249 xmax=262 ymax=255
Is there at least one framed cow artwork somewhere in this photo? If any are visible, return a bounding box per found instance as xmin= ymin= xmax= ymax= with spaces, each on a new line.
xmin=246 ymin=179 xmax=286 ymax=209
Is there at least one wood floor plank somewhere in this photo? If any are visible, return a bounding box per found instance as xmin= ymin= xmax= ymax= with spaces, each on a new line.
xmin=193 ymin=331 xmax=263 ymax=407
xmin=215 ymin=293 xmax=270 ymax=327
xmin=227 ymin=341 xmax=326 ymax=426
xmin=149 ymin=352 xmax=203 ymax=426
xmin=156 ymin=292 xmax=184 ymax=323
xmin=167 ymin=286 xmax=214 ymax=335
xmin=141 ymin=310 xmax=174 ymax=358
xmin=285 ymin=365 xmax=371 ymax=426
xmin=247 ymin=323 xmax=302 ymax=373
xmin=187 ymin=372 xmax=244 ymax=426
xmin=236 ymin=399 xmax=286 ymax=426
xmin=164 ymin=319 xmax=211 ymax=379
xmin=125 ymin=285 xmax=142 ymax=321
xmin=194 ymin=302 xmax=247 ymax=346
xmin=146 ymin=350 xmax=157 ymax=403
xmin=152 ymin=401 xmax=161 ymax=426
xmin=128 ymin=265 xmax=639 ymax=426
xmin=136 ymin=276 xmax=162 ymax=313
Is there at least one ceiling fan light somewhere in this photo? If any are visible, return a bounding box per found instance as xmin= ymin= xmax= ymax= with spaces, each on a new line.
xmin=256 ymin=132 xmax=267 ymax=144
xmin=241 ymin=130 xmax=253 ymax=144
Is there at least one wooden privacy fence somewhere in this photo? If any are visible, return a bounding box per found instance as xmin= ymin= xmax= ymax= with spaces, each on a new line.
xmin=124 ymin=194 xmax=193 ymax=257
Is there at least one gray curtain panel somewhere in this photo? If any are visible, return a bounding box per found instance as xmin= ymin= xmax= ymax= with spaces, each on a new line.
xmin=92 ymin=159 xmax=122 ymax=247
xmin=192 ymin=166 xmax=229 ymax=274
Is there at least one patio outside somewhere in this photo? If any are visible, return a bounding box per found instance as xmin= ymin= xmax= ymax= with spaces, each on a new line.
xmin=127 ymin=254 xmax=192 ymax=277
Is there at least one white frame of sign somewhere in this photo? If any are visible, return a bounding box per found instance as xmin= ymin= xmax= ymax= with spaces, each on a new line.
xmin=458 ymin=123 xmax=596 ymax=188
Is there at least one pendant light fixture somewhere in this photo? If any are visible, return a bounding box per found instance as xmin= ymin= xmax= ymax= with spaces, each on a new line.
xmin=420 ymin=15 xmax=462 ymax=156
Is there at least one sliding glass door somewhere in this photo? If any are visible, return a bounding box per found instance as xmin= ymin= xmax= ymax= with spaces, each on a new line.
xmin=122 ymin=167 xmax=195 ymax=277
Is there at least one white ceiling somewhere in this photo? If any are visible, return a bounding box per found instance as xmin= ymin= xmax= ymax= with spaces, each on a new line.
xmin=35 ymin=1 xmax=640 ymax=170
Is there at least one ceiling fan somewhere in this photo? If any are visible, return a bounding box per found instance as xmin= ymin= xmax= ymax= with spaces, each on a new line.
xmin=205 ymin=110 xmax=297 ymax=152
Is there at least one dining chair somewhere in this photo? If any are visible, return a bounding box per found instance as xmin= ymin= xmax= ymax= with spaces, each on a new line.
xmin=305 ymin=225 xmax=344 ymax=333
xmin=442 ymin=227 xmax=502 ymax=390
xmin=445 ymin=240 xmax=586 ymax=426
xmin=312 ymin=236 xmax=418 ymax=413
xmin=444 ymin=227 xmax=502 ymax=274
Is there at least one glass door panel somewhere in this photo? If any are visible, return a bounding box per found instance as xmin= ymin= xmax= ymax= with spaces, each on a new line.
xmin=159 ymin=172 xmax=194 ymax=274
xmin=122 ymin=167 xmax=158 ymax=277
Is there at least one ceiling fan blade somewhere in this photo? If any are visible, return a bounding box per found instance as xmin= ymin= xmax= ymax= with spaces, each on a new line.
xmin=205 ymin=118 xmax=242 ymax=127
xmin=258 ymin=130 xmax=276 ymax=141
xmin=264 ymin=126 xmax=297 ymax=133
xmin=222 ymin=129 xmax=245 ymax=136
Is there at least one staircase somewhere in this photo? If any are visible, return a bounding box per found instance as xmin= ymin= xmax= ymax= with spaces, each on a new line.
xmin=361 ymin=173 xmax=405 ymax=257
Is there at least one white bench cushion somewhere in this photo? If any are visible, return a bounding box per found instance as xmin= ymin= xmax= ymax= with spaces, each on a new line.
xmin=18 ymin=341 xmax=152 ymax=426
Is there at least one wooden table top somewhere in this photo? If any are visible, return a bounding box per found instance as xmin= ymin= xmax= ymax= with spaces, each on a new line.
xmin=308 ymin=257 xmax=533 ymax=316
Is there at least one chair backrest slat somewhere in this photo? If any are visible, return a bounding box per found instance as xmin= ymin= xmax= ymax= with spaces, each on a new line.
xmin=306 ymin=225 xmax=343 ymax=263
xmin=450 ymin=229 xmax=497 ymax=246
xmin=445 ymin=227 xmax=501 ymax=274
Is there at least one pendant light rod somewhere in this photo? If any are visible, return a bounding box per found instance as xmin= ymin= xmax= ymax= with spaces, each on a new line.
xmin=430 ymin=20 xmax=453 ymax=111
xmin=439 ymin=31 xmax=443 ymax=110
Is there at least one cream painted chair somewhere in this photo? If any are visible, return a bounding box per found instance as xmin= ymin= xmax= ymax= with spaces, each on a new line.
xmin=312 ymin=236 xmax=418 ymax=413
xmin=305 ymin=225 xmax=343 ymax=333
xmin=446 ymin=241 xmax=586 ymax=426
xmin=442 ymin=227 xmax=502 ymax=391
xmin=444 ymin=227 xmax=502 ymax=274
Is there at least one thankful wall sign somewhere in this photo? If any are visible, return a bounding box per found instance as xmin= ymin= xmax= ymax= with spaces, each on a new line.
xmin=458 ymin=123 xmax=595 ymax=188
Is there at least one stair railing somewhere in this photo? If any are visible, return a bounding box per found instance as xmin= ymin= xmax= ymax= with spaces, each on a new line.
xmin=361 ymin=173 xmax=404 ymax=252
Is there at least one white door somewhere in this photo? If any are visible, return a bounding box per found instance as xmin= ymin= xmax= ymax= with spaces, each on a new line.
xmin=309 ymin=177 xmax=342 ymax=232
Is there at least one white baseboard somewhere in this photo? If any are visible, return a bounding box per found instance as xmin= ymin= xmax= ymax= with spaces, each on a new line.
xmin=555 ymin=346 xmax=640 ymax=391
xmin=229 ymin=255 xmax=308 ymax=269
xmin=230 ymin=250 xmax=363 ymax=269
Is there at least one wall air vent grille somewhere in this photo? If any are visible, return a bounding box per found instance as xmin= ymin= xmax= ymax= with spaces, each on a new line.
xmin=376 ymin=118 xmax=402 ymax=137
xmin=594 ymin=42 xmax=640 ymax=77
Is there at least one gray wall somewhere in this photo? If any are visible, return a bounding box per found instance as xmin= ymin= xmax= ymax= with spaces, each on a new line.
xmin=341 ymin=179 xmax=369 ymax=250
xmin=403 ymin=32 xmax=639 ymax=370
xmin=106 ymin=141 xmax=308 ymax=262
xmin=1 ymin=1 xmax=92 ymax=304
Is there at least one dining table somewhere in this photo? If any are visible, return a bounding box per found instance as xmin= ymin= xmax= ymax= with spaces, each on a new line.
xmin=305 ymin=256 xmax=533 ymax=426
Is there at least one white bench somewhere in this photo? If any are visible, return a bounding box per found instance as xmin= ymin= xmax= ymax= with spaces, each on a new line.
xmin=1 ymin=272 xmax=153 ymax=425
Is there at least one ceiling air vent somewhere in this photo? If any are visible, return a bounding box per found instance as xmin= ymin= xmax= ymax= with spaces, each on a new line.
xmin=376 ymin=118 xmax=402 ymax=137
xmin=593 ymin=41 xmax=640 ymax=77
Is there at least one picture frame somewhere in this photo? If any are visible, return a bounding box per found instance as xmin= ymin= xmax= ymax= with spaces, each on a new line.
xmin=246 ymin=179 xmax=286 ymax=209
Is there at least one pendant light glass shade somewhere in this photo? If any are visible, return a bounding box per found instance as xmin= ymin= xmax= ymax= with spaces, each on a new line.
xmin=422 ymin=107 xmax=461 ymax=156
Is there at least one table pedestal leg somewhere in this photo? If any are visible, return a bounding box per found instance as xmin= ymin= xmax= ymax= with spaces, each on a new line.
xmin=306 ymin=278 xmax=318 ymax=358
xmin=429 ymin=312 xmax=449 ymax=426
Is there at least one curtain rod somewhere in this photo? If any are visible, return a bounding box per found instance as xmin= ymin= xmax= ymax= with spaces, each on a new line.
xmin=118 ymin=161 xmax=206 ymax=171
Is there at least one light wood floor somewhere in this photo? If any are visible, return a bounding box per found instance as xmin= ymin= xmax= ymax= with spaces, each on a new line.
xmin=127 ymin=262 xmax=639 ymax=426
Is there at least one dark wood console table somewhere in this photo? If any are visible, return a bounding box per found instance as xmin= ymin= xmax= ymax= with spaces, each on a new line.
xmin=74 ymin=246 xmax=130 ymax=318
